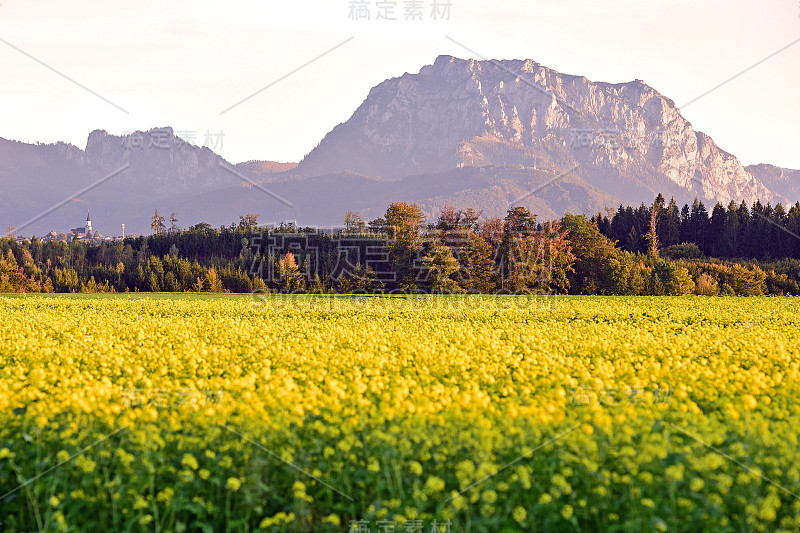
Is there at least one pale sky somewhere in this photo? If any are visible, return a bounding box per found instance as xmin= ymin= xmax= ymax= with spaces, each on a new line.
xmin=1 ymin=0 xmax=798 ymax=168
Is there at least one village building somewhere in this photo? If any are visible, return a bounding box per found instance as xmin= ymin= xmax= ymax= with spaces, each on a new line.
xmin=69 ymin=211 xmax=105 ymax=240
xmin=71 ymin=211 xmax=93 ymax=237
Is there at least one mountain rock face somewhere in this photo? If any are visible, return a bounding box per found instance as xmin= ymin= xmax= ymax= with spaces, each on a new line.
xmin=83 ymin=127 xmax=238 ymax=197
xmin=298 ymin=55 xmax=774 ymax=206
xmin=746 ymin=164 xmax=800 ymax=206
xmin=2 ymin=56 xmax=798 ymax=236
xmin=0 ymin=128 xmax=279 ymax=237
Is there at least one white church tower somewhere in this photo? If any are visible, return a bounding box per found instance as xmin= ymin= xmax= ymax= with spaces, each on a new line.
xmin=85 ymin=211 xmax=92 ymax=236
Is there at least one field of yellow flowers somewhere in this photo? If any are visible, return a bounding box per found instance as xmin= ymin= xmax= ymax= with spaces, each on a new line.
xmin=1 ymin=293 xmax=800 ymax=532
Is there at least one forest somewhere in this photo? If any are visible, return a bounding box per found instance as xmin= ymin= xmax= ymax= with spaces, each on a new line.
xmin=3 ymin=194 xmax=800 ymax=296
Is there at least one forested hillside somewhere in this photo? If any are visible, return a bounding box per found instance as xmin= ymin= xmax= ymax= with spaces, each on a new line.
xmin=4 ymin=194 xmax=800 ymax=296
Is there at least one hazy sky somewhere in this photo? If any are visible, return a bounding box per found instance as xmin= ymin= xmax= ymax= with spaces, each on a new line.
xmin=1 ymin=0 xmax=798 ymax=168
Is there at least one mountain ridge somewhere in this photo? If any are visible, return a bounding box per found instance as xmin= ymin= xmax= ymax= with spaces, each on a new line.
xmin=1 ymin=56 xmax=797 ymax=236
xmin=297 ymin=55 xmax=775 ymax=209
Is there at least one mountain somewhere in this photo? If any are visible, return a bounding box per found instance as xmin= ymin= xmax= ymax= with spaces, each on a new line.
xmin=0 ymin=128 xmax=297 ymax=237
xmin=181 ymin=166 xmax=618 ymax=228
xmin=2 ymin=56 xmax=798 ymax=237
xmin=298 ymin=55 xmax=776 ymax=207
xmin=746 ymin=164 xmax=800 ymax=206
xmin=234 ymin=160 xmax=299 ymax=180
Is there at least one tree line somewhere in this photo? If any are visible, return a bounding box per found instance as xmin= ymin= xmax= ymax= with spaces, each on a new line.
xmin=3 ymin=196 xmax=800 ymax=296
xmin=594 ymin=194 xmax=800 ymax=260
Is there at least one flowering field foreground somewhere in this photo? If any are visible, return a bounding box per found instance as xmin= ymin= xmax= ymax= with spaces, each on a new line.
xmin=1 ymin=294 xmax=800 ymax=532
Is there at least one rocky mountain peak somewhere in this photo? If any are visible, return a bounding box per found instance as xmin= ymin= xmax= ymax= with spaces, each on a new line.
xmin=2 ymin=57 xmax=797 ymax=236
xmin=296 ymin=55 xmax=777 ymax=207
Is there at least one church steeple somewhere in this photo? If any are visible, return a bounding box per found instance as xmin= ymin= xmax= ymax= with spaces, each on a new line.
xmin=85 ymin=210 xmax=92 ymax=235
